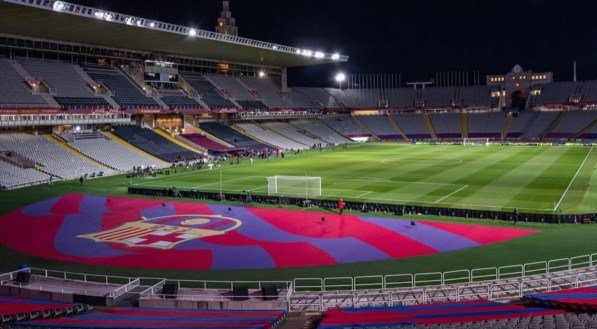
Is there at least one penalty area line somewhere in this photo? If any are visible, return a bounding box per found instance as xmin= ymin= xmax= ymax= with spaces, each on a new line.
xmin=434 ymin=185 xmax=469 ymax=203
xmin=553 ymin=147 xmax=593 ymax=211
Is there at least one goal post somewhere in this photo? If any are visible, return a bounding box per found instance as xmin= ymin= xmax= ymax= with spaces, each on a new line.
xmin=462 ymin=137 xmax=489 ymax=146
xmin=267 ymin=175 xmax=322 ymax=198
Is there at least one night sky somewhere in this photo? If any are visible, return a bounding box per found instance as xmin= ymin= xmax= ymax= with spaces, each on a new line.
xmin=67 ymin=0 xmax=597 ymax=87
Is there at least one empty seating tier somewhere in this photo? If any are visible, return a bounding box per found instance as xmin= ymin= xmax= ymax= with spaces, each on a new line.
xmin=430 ymin=113 xmax=462 ymax=138
xmin=422 ymin=87 xmax=457 ymax=107
xmin=290 ymin=119 xmax=350 ymax=145
xmin=356 ymin=115 xmax=403 ymax=140
xmin=1 ymin=294 xmax=86 ymax=324
xmin=0 ymin=159 xmax=48 ymax=190
xmin=236 ymin=123 xmax=308 ymax=150
xmin=238 ymin=76 xmax=290 ymax=109
xmin=199 ymin=122 xmax=266 ymax=150
xmin=393 ymin=113 xmax=431 ymax=139
xmin=181 ymin=134 xmax=237 ymax=153
xmin=181 ymin=74 xmax=237 ymax=109
xmin=69 ymin=136 xmax=168 ymax=171
xmin=293 ymin=87 xmax=340 ymax=108
xmin=0 ymin=59 xmax=50 ymax=108
xmin=384 ymin=88 xmax=418 ymax=107
xmin=17 ymin=307 xmax=285 ymax=329
xmin=318 ymin=300 xmax=563 ymax=328
xmin=548 ymin=110 xmax=597 ymax=139
xmin=0 ymin=133 xmax=114 ymax=180
xmin=159 ymin=89 xmax=201 ymax=109
xmin=112 ymin=126 xmax=201 ymax=162
xmin=320 ymin=115 xmax=369 ymax=137
xmin=523 ymin=286 xmax=597 ymax=311
xmin=207 ymin=74 xmax=256 ymax=101
xmin=237 ymin=100 xmax=269 ymax=110
xmin=263 ymin=122 xmax=322 ymax=148
xmin=18 ymin=58 xmax=109 ymax=109
xmin=84 ymin=65 xmax=159 ymax=108
xmin=468 ymin=112 xmax=507 ymax=138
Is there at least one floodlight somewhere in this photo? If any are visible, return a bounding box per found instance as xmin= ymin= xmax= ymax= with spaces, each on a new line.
xmin=272 ymin=45 xmax=278 ymax=50
xmin=331 ymin=53 xmax=341 ymax=60
xmin=105 ymin=13 xmax=113 ymax=21
xmin=149 ymin=22 xmax=156 ymax=28
xmin=314 ymin=51 xmax=325 ymax=59
xmin=295 ymin=49 xmax=302 ymax=54
xmin=335 ymin=73 xmax=346 ymax=83
xmin=189 ymin=29 xmax=197 ymax=37
xmin=302 ymin=50 xmax=313 ymax=57
xmin=94 ymin=11 xmax=105 ymax=19
xmin=52 ymin=1 xmax=67 ymax=12
xmin=258 ymin=71 xmax=266 ymax=78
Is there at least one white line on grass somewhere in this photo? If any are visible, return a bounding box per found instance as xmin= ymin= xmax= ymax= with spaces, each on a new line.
xmin=355 ymin=191 xmax=373 ymax=198
xmin=434 ymin=185 xmax=469 ymax=203
xmin=553 ymin=147 xmax=594 ymax=211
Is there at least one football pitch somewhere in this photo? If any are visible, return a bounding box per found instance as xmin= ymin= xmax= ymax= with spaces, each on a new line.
xmin=132 ymin=143 xmax=597 ymax=214
xmin=0 ymin=142 xmax=596 ymax=281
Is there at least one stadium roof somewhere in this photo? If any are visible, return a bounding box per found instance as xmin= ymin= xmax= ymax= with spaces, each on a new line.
xmin=0 ymin=0 xmax=349 ymax=68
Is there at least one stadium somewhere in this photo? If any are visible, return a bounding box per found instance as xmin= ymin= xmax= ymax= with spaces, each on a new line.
xmin=0 ymin=0 xmax=596 ymax=328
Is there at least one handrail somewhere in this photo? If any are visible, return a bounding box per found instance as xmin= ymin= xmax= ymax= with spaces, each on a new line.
xmin=293 ymin=252 xmax=597 ymax=291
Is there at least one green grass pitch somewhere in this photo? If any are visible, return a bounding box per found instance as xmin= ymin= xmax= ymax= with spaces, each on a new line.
xmin=0 ymin=143 xmax=595 ymax=281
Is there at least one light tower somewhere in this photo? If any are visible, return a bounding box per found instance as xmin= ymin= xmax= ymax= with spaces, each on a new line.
xmin=215 ymin=1 xmax=238 ymax=36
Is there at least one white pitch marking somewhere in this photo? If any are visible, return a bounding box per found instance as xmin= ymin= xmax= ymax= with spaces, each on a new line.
xmin=355 ymin=191 xmax=373 ymax=198
xmin=434 ymin=185 xmax=470 ymax=203
xmin=553 ymin=147 xmax=593 ymax=211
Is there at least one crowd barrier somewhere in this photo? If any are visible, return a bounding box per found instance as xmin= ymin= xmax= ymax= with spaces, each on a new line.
xmin=128 ymin=187 xmax=596 ymax=224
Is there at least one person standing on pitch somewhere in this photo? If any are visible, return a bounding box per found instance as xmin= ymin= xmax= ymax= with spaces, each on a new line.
xmin=338 ymin=198 xmax=345 ymax=215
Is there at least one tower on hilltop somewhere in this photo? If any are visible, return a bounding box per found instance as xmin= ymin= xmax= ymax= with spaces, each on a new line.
xmin=215 ymin=1 xmax=238 ymax=36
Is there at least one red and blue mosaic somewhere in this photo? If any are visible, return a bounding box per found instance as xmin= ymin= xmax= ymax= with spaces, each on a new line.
xmin=0 ymin=194 xmax=537 ymax=270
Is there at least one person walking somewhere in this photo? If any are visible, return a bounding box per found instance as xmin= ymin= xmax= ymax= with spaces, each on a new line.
xmin=338 ymin=198 xmax=345 ymax=215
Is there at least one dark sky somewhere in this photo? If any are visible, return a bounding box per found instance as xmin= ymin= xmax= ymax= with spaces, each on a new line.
xmin=67 ymin=0 xmax=597 ymax=87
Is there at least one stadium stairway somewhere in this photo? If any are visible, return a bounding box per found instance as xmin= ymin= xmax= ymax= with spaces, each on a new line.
xmin=190 ymin=124 xmax=237 ymax=148
xmin=352 ymin=116 xmax=381 ymax=141
xmin=502 ymin=113 xmax=514 ymax=139
xmin=387 ymin=115 xmax=410 ymax=141
xmin=203 ymin=75 xmax=243 ymax=108
xmin=422 ymin=113 xmax=439 ymax=139
xmin=258 ymin=121 xmax=312 ymax=147
xmin=316 ymin=118 xmax=350 ymax=141
xmin=461 ymin=111 xmax=469 ymax=138
xmin=541 ymin=111 xmax=567 ymax=138
xmin=573 ymin=119 xmax=597 ymax=139
xmin=102 ymin=131 xmax=169 ymax=166
xmin=72 ymin=65 xmax=119 ymax=108
xmin=46 ymin=135 xmax=117 ymax=171
xmin=153 ymin=129 xmax=205 ymax=153
xmin=7 ymin=60 xmax=61 ymax=108
xmin=277 ymin=311 xmax=322 ymax=329
xmin=230 ymin=124 xmax=277 ymax=149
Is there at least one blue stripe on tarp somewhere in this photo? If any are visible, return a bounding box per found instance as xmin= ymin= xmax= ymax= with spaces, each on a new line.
xmin=528 ymin=293 xmax=597 ymax=300
xmin=70 ymin=313 xmax=278 ymax=322
xmin=415 ymin=307 xmax=553 ymax=319
xmin=318 ymin=322 xmax=416 ymax=329
xmin=341 ymin=301 xmax=501 ymax=312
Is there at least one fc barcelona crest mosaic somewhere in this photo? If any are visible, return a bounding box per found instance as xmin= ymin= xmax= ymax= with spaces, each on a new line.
xmin=0 ymin=194 xmax=536 ymax=270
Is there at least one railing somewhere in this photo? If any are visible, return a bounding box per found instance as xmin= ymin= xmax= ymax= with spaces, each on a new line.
xmin=290 ymin=270 xmax=597 ymax=311
xmin=293 ymin=253 xmax=597 ymax=291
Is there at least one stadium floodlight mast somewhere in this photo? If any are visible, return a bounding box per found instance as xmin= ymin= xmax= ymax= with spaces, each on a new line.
xmin=335 ymin=72 xmax=346 ymax=90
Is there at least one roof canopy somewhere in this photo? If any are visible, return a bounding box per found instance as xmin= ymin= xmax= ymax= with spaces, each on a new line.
xmin=0 ymin=0 xmax=348 ymax=68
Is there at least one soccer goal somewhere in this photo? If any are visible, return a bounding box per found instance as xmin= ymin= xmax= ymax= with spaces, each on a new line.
xmin=267 ymin=175 xmax=322 ymax=198
xmin=462 ymin=138 xmax=489 ymax=146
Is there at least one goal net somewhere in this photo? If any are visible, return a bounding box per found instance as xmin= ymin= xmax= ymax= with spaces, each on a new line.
xmin=463 ymin=138 xmax=489 ymax=146
xmin=267 ymin=176 xmax=322 ymax=198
